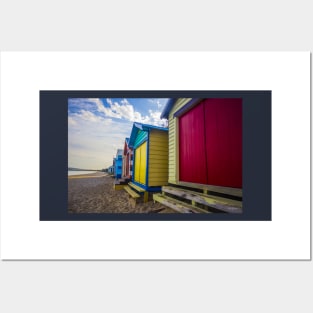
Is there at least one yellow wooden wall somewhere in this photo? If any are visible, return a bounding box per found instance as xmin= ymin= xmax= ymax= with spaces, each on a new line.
xmin=168 ymin=98 xmax=191 ymax=184
xmin=148 ymin=129 xmax=169 ymax=186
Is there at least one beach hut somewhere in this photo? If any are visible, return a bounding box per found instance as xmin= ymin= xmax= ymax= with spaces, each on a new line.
xmin=124 ymin=122 xmax=168 ymax=202
xmin=114 ymin=149 xmax=123 ymax=179
xmin=161 ymin=98 xmax=242 ymax=188
xmin=112 ymin=157 xmax=116 ymax=176
xmin=107 ymin=165 xmax=114 ymax=174
xmin=122 ymin=137 xmax=133 ymax=179
xmin=153 ymin=98 xmax=243 ymax=213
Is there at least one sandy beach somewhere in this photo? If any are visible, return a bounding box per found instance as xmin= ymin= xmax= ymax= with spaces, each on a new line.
xmin=68 ymin=172 xmax=175 ymax=213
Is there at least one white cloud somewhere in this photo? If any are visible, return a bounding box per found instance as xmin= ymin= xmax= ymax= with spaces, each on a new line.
xmin=68 ymin=98 xmax=169 ymax=169
xmin=68 ymin=107 xmax=131 ymax=169
xmin=68 ymin=116 xmax=77 ymax=126
xmin=69 ymin=97 xmax=168 ymax=126
xmin=104 ymin=98 xmax=166 ymax=126
xmin=78 ymin=109 xmax=104 ymax=122
xmin=148 ymin=98 xmax=167 ymax=110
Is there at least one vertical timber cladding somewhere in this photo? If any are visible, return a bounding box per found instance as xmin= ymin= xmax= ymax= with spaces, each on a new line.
xmin=134 ymin=141 xmax=147 ymax=185
xmin=168 ymin=98 xmax=191 ymax=184
xmin=148 ymin=129 xmax=169 ymax=186
xmin=178 ymin=98 xmax=242 ymax=188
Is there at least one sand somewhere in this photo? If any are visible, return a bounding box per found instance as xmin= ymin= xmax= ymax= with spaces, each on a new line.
xmin=68 ymin=172 xmax=174 ymax=214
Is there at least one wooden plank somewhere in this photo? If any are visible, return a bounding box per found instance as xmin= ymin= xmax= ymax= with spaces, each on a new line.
xmin=149 ymin=161 xmax=168 ymax=166
xmin=149 ymin=137 xmax=167 ymax=144
xmin=148 ymin=159 xmax=168 ymax=165
xmin=143 ymin=192 xmax=149 ymax=203
xmin=149 ymin=166 xmax=168 ymax=172
xmin=150 ymin=132 xmax=167 ymax=137
xmin=150 ymin=156 xmax=169 ymax=161
xmin=148 ymin=168 xmax=168 ymax=173
xmin=114 ymin=184 xmax=125 ymax=190
xmin=150 ymin=151 xmax=168 ymax=156
xmin=150 ymin=129 xmax=168 ymax=137
xmin=150 ymin=142 xmax=168 ymax=147
xmin=176 ymin=181 xmax=242 ymax=197
xmin=148 ymin=167 xmax=168 ymax=173
xmin=162 ymin=186 xmax=242 ymax=213
xmin=153 ymin=194 xmax=191 ymax=213
xmin=124 ymin=186 xmax=140 ymax=198
xmin=149 ymin=143 xmax=168 ymax=149
xmin=149 ymin=175 xmax=168 ymax=181
xmin=148 ymin=173 xmax=168 ymax=179
xmin=148 ymin=154 xmax=168 ymax=159
xmin=149 ymin=136 xmax=168 ymax=142
xmin=149 ymin=145 xmax=168 ymax=149
xmin=148 ymin=170 xmax=168 ymax=175
xmin=148 ymin=147 xmax=168 ymax=153
xmin=148 ymin=181 xmax=168 ymax=187
xmin=153 ymin=194 xmax=209 ymax=214
xmin=148 ymin=176 xmax=168 ymax=182
xmin=128 ymin=182 xmax=145 ymax=192
xmin=163 ymin=186 xmax=242 ymax=207
xmin=149 ymin=161 xmax=168 ymax=167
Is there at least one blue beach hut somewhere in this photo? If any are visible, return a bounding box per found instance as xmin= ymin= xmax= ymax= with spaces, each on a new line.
xmin=114 ymin=149 xmax=123 ymax=179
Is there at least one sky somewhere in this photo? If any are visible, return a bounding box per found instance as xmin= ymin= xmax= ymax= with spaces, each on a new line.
xmin=68 ymin=98 xmax=169 ymax=170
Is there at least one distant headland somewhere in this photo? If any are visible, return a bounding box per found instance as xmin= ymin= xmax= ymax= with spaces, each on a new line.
xmin=68 ymin=167 xmax=101 ymax=172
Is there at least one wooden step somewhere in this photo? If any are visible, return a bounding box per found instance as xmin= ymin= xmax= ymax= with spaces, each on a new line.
xmin=128 ymin=182 xmax=145 ymax=193
xmin=124 ymin=186 xmax=140 ymax=198
xmin=114 ymin=184 xmax=126 ymax=190
xmin=128 ymin=182 xmax=149 ymax=203
xmin=162 ymin=186 xmax=242 ymax=214
xmin=153 ymin=194 xmax=210 ymax=214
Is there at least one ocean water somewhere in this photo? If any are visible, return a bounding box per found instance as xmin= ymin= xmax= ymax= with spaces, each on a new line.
xmin=68 ymin=171 xmax=97 ymax=176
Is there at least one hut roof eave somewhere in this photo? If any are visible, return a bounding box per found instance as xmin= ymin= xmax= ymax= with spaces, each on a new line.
xmin=128 ymin=122 xmax=168 ymax=148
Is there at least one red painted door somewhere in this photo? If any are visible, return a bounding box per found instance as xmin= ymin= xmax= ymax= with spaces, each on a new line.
xmin=126 ymin=153 xmax=129 ymax=177
xmin=203 ymin=98 xmax=242 ymax=188
xmin=179 ymin=98 xmax=242 ymax=188
xmin=179 ymin=103 xmax=207 ymax=184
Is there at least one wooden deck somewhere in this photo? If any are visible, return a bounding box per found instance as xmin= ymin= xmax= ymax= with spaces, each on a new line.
xmin=176 ymin=181 xmax=242 ymax=197
xmin=153 ymin=194 xmax=210 ymax=214
xmin=153 ymin=184 xmax=243 ymax=214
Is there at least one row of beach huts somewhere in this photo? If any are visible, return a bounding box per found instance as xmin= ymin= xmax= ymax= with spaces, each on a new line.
xmin=107 ymin=98 xmax=243 ymax=214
